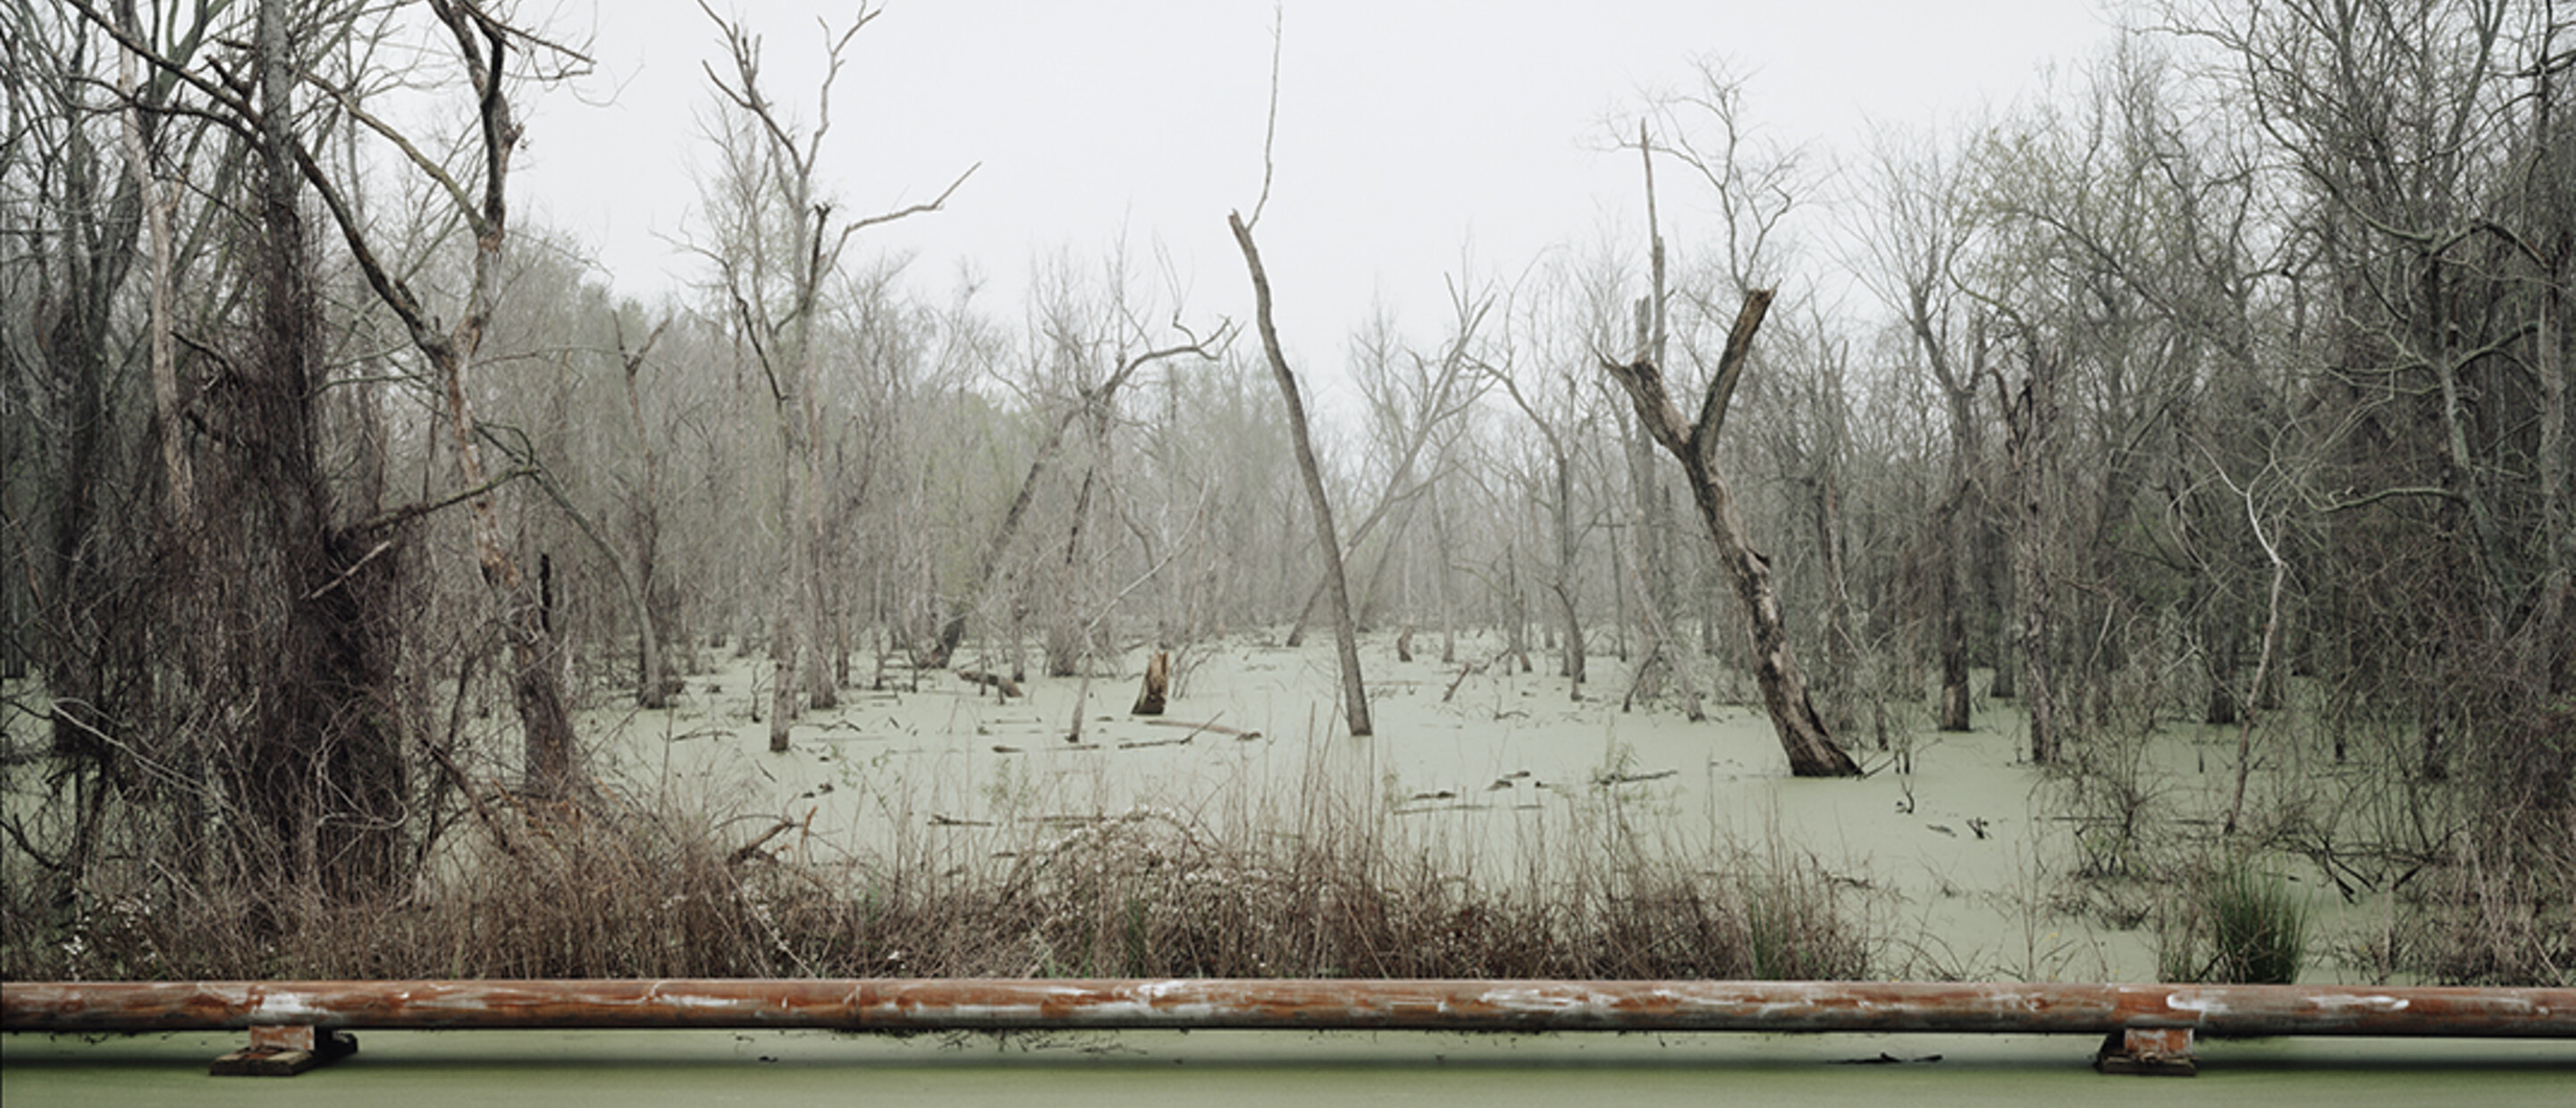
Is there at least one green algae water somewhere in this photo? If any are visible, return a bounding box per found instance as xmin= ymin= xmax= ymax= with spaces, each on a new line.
xmin=5 ymin=1028 xmax=2572 ymax=1106
xmin=587 ymin=636 xmax=2386 ymax=983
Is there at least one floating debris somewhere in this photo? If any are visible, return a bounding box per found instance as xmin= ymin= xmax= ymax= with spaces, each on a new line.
xmin=1596 ymin=768 xmax=1678 ymax=786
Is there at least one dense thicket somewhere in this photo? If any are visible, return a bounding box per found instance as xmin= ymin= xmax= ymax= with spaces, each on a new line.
xmin=2 ymin=0 xmax=2565 ymax=983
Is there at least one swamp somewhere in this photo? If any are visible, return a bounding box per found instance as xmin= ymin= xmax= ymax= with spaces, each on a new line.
xmin=1 ymin=0 xmax=2570 ymax=1032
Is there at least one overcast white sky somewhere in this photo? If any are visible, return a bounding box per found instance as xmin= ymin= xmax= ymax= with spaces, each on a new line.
xmin=513 ymin=1 xmax=2127 ymax=383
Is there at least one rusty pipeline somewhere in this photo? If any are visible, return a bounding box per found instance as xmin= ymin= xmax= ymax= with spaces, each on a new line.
xmin=6 ymin=978 xmax=2572 ymax=1039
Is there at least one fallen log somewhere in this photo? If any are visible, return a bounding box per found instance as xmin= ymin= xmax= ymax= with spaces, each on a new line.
xmin=956 ymin=669 xmax=1021 ymax=698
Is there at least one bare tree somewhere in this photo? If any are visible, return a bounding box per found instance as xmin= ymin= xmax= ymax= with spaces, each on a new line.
xmin=1493 ymin=290 xmax=1595 ymax=691
xmin=1603 ymin=113 xmax=1858 ymax=776
xmin=930 ymin=275 xmax=1223 ymax=670
xmin=312 ymin=0 xmax=590 ymax=795
xmin=1855 ymin=123 xmax=1987 ymax=731
xmin=1284 ymin=292 xmax=1486 ymax=647
xmin=58 ymin=0 xmax=569 ymax=870
xmin=1990 ymin=338 xmax=2064 ymax=767
xmin=616 ymin=315 xmax=676 ymax=708
xmin=693 ymin=0 xmax=970 ymax=751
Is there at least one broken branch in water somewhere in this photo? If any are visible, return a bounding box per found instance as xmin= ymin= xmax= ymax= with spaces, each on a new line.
xmin=1143 ymin=718 xmax=1261 ymax=741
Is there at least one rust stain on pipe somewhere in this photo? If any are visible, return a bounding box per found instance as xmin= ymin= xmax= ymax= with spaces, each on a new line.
xmin=4 ymin=979 xmax=2571 ymax=1039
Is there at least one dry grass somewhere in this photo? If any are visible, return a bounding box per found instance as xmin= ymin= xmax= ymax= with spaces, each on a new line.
xmin=2395 ymin=814 xmax=2574 ymax=987
xmin=1 ymin=757 xmax=1867 ymax=983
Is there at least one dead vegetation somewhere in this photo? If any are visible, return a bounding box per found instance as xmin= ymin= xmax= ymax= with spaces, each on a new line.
xmin=0 ymin=749 xmax=1865 ymax=983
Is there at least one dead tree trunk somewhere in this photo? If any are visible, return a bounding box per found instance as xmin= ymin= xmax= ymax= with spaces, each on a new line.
xmin=619 ymin=318 xmax=674 ymax=709
xmin=1230 ymin=210 xmax=1370 ymax=736
xmin=1602 ymin=291 xmax=1860 ymax=776
xmin=1994 ymin=345 xmax=2062 ymax=766
xmin=1938 ymin=585 xmax=1973 ymax=731
xmin=1430 ymin=483 xmax=1458 ymax=664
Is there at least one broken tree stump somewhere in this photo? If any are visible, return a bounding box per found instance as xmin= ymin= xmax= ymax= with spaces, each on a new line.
xmin=1132 ymin=651 xmax=1169 ymax=715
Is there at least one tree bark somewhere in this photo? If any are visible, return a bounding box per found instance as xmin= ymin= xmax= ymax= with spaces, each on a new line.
xmin=119 ymin=39 xmax=189 ymax=519
xmin=1229 ymin=211 xmax=1371 ymax=736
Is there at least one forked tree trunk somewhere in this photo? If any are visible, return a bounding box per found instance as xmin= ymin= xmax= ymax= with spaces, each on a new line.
xmin=1603 ymin=290 xmax=1860 ymax=777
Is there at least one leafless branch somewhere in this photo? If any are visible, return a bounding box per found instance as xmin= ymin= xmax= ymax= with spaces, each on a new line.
xmin=1248 ymin=3 xmax=1283 ymax=229
xmin=348 ymin=466 xmax=537 ymax=536
xmin=843 ymin=161 xmax=980 ymax=233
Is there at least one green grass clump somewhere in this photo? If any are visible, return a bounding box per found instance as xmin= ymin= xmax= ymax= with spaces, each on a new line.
xmin=2159 ymin=862 xmax=2307 ymax=984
